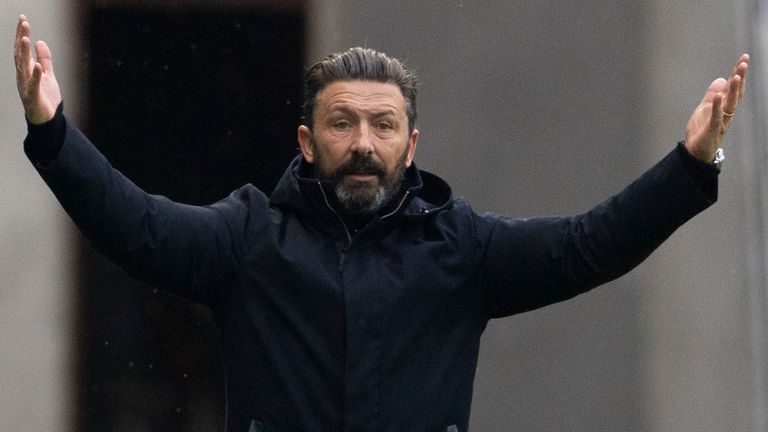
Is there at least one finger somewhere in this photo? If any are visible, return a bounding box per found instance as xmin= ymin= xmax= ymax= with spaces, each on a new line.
xmin=710 ymin=92 xmax=723 ymax=130
xmin=34 ymin=40 xmax=54 ymax=75
xmin=15 ymin=15 xmax=29 ymax=53
xmin=733 ymin=54 xmax=749 ymax=98
xmin=732 ymin=53 xmax=749 ymax=76
xmin=737 ymin=62 xmax=748 ymax=102
xmin=17 ymin=36 xmax=34 ymax=81
xmin=15 ymin=16 xmax=31 ymax=68
xmin=721 ymin=74 xmax=741 ymax=116
xmin=15 ymin=16 xmax=24 ymax=54
xmin=736 ymin=53 xmax=750 ymax=69
xmin=16 ymin=20 xmax=32 ymax=67
xmin=701 ymin=77 xmax=727 ymax=104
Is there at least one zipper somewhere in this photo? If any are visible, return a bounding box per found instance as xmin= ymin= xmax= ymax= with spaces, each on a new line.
xmin=317 ymin=181 xmax=353 ymax=245
xmin=317 ymin=182 xmax=352 ymax=272
xmin=380 ymin=190 xmax=411 ymax=220
xmin=317 ymin=183 xmax=411 ymax=271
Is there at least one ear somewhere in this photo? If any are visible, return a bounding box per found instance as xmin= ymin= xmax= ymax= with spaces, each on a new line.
xmin=404 ymin=128 xmax=419 ymax=168
xmin=297 ymin=125 xmax=314 ymax=163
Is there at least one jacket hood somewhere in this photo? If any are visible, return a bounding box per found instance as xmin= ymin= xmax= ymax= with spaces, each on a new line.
xmin=269 ymin=155 xmax=453 ymax=219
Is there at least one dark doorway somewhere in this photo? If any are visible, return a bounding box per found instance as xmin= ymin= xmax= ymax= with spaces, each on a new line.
xmin=79 ymin=5 xmax=305 ymax=431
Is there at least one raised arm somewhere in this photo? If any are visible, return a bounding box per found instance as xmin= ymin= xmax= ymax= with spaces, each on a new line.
xmin=480 ymin=54 xmax=750 ymax=318
xmin=14 ymin=15 xmax=254 ymax=306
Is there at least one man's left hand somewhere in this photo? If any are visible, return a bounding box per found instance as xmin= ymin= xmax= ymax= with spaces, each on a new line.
xmin=685 ymin=53 xmax=750 ymax=163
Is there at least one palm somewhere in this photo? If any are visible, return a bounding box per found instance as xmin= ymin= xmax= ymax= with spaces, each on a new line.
xmin=14 ymin=15 xmax=62 ymax=125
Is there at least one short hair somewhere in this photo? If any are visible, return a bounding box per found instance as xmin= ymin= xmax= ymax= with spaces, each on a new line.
xmin=303 ymin=47 xmax=418 ymax=133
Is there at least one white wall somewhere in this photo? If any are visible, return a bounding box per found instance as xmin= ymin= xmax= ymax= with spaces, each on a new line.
xmin=0 ymin=3 xmax=82 ymax=431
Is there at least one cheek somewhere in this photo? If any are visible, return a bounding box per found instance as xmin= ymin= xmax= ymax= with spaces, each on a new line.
xmin=388 ymin=140 xmax=412 ymax=165
xmin=317 ymin=146 xmax=345 ymax=167
xmin=312 ymin=143 xmax=345 ymax=176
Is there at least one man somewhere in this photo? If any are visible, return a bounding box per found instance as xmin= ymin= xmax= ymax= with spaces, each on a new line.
xmin=15 ymin=14 xmax=749 ymax=432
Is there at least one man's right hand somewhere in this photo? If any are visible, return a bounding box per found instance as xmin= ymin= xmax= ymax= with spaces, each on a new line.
xmin=14 ymin=15 xmax=62 ymax=125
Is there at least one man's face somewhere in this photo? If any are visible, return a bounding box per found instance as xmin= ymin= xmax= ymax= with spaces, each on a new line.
xmin=298 ymin=80 xmax=419 ymax=215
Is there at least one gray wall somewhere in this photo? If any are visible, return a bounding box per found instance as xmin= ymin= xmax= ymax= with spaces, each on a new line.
xmin=638 ymin=1 xmax=765 ymax=430
xmin=309 ymin=0 xmax=764 ymax=430
xmin=0 ymin=2 xmax=83 ymax=432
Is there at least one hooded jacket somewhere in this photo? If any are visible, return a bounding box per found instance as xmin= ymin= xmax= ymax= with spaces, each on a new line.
xmin=26 ymin=107 xmax=717 ymax=432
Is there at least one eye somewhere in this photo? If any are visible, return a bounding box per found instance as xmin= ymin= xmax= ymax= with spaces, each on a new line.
xmin=334 ymin=120 xmax=352 ymax=130
xmin=376 ymin=122 xmax=393 ymax=131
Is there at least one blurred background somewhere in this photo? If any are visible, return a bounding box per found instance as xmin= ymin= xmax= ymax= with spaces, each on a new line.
xmin=1 ymin=0 xmax=766 ymax=430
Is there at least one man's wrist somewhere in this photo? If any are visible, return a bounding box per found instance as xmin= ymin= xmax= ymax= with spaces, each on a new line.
xmin=676 ymin=140 xmax=722 ymax=177
xmin=24 ymin=101 xmax=66 ymax=162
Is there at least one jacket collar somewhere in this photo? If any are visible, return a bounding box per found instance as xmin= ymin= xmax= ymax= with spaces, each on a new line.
xmin=269 ymin=155 xmax=453 ymax=222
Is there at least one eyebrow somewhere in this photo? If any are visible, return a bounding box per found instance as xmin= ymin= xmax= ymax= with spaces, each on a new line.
xmin=370 ymin=110 xmax=398 ymax=119
xmin=328 ymin=105 xmax=397 ymax=119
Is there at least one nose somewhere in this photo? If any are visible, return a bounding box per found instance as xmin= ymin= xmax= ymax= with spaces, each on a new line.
xmin=350 ymin=123 xmax=374 ymax=156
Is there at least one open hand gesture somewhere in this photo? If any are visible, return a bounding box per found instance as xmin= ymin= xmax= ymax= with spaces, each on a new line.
xmin=14 ymin=15 xmax=62 ymax=125
xmin=685 ymin=54 xmax=749 ymax=162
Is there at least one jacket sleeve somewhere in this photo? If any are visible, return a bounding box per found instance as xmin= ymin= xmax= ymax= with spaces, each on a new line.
xmin=24 ymin=108 xmax=251 ymax=306
xmin=478 ymin=143 xmax=719 ymax=318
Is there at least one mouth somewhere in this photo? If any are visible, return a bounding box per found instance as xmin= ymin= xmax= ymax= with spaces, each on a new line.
xmin=334 ymin=156 xmax=386 ymax=184
xmin=345 ymin=172 xmax=379 ymax=182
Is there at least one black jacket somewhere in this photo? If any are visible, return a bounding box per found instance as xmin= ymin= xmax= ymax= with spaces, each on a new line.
xmin=26 ymin=108 xmax=717 ymax=432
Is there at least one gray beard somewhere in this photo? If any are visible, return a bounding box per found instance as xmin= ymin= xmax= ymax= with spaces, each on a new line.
xmin=334 ymin=182 xmax=391 ymax=216
xmin=311 ymin=140 xmax=409 ymax=216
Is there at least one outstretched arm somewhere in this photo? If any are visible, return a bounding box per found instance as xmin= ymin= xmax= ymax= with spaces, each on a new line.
xmin=13 ymin=15 xmax=252 ymax=306
xmin=685 ymin=54 xmax=749 ymax=162
xmin=480 ymin=54 xmax=750 ymax=318
xmin=14 ymin=15 xmax=61 ymax=125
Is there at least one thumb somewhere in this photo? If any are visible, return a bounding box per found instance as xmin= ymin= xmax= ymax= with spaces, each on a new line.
xmin=34 ymin=40 xmax=55 ymax=75
xmin=29 ymin=62 xmax=43 ymax=99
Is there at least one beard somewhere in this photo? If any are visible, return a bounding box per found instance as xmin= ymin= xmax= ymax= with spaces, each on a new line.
xmin=314 ymin=146 xmax=409 ymax=216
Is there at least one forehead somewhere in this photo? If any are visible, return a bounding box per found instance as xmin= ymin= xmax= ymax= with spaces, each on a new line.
xmin=316 ymin=80 xmax=407 ymax=116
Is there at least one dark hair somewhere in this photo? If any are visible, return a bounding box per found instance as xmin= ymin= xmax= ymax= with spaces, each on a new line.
xmin=303 ymin=47 xmax=418 ymax=132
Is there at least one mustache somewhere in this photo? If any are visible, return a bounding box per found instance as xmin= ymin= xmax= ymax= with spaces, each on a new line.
xmin=333 ymin=154 xmax=387 ymax=179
